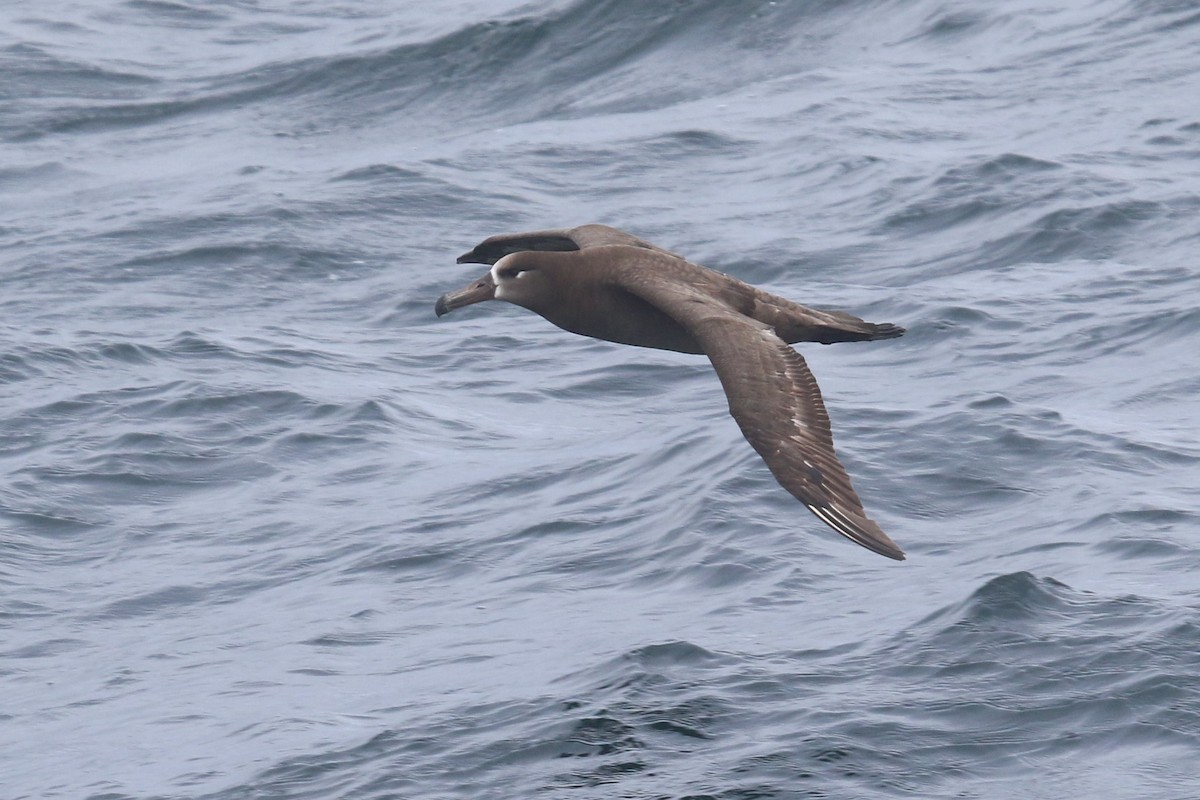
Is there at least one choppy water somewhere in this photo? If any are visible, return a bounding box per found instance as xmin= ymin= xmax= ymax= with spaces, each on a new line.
xmin=4 ymin=1 xmax=1200 ymax=798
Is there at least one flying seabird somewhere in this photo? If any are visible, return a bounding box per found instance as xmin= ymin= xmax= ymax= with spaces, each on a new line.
xmin=435 ymin=224 xmax=907 ymax=561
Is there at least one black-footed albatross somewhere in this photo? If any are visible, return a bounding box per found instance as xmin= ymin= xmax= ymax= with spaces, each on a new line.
xmin=435 ymin=224 xmax=906 ymax=561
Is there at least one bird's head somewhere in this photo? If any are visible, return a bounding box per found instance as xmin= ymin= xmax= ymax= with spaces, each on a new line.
xmin=488 ymin=253 xmax=549 ymax=311
xmin=435 ymin=253 xmax=550 ymax=318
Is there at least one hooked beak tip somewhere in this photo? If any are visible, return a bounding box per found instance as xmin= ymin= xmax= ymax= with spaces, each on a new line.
xmin=434 ymin=273 xmax=496 ymax=319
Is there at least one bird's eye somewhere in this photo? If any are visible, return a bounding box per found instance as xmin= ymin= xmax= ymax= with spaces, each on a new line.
xmin=503 ymin=268 xmax=531 ymax=279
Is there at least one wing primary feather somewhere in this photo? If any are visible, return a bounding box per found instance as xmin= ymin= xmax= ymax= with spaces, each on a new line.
xmin=815 ymin=503 xmax=906 ymax=561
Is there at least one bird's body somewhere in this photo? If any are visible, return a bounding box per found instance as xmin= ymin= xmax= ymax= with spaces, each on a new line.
xmin=436 ymin=224 xmax=907 ymax=561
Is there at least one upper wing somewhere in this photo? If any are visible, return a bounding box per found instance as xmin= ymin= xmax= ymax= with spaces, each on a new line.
xmin=457 ymin=229 xmax=582 ymax=265
xmin=622 ymin=277 xmax=905 ymax=560
xmin=457 ymin=224 xmax=679 ymax=265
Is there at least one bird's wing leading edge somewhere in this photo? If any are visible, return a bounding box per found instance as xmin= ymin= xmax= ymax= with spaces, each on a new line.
xmin=622 ymin=276 xmax=905 ymax=560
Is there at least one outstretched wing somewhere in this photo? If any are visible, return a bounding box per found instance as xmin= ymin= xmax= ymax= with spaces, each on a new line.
xmin=623 ymin=277 xmax=905 ymax=560
xmin=457 ymin=224 xmax=678 ymax=265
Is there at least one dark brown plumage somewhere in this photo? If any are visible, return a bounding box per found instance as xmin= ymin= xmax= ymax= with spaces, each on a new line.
xmin=436 ymin=224 xmax=906 ymax=561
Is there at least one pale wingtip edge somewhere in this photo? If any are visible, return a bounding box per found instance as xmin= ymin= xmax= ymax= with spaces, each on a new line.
xmin=806 ymin=503 xmax=906 ymax=561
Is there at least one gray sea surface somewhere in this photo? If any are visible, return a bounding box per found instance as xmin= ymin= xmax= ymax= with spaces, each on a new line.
xmin=3 ymin=1 xmax=1200 ymax=798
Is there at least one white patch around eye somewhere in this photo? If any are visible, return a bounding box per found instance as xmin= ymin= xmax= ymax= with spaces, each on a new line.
xmin=490 ymin=254 xmax=513 ymax=285
xmin=491 ymin=254 xmax=518 ymax=300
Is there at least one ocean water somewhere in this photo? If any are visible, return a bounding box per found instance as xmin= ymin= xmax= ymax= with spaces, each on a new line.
xmin=3 ymin=0 xmax=1200 ymax=797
